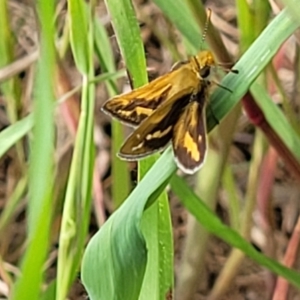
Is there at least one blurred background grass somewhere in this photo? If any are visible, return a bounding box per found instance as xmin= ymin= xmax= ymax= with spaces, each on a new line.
xmin=0 ymin=0 xmax=299 ymax=299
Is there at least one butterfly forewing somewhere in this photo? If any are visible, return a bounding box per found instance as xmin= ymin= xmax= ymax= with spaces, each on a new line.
xmin=102 ymin=81 xmax=172 ymax=126
xmin=172 ymin=89 xmax=208 ymax=174
xmin=118 ymin=93 xmax=193 ymax=159
xmin=102 ymin=64 xmax=200 ymax=126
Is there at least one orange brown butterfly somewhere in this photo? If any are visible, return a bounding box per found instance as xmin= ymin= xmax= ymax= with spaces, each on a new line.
xmin=102 ymin=9 xmax=237 ymax=174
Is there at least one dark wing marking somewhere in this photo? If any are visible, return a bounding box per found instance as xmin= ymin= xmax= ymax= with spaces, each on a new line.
xmin=118 ymin=94 xmax=192 ymax=159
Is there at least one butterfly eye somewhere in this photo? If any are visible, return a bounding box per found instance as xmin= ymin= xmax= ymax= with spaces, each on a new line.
xmin=200 ymin=66 xmax=210 ymax=78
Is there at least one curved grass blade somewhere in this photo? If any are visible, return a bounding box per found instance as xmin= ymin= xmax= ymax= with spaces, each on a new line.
xmin=82 ymin=148 xmax=176 ymax=299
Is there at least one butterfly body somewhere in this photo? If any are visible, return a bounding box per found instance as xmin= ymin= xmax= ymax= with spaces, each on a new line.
xmin=102 ymin=50 xmax=216 ymax=174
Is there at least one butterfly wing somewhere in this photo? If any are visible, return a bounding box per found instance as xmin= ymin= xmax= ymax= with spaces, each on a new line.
xmin=102 ymin=64 xmax=199 ymax=126
xmin=118 ymin=93 xmax=192 ymax=159
xmin=172 ymin=89 xmax=208 ymax=174
xmin=102 ymin=79 xmax=172 ymax=126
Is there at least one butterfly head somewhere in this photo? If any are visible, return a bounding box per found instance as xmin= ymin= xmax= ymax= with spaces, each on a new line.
xmin=194 ymin=50 xmax=216 ymax=79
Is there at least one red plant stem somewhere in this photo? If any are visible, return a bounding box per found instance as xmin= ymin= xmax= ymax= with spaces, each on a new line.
xmin=272 ymin=217 xmax=300 ymax=300
xmin=256 ymin=147 xmax=278 ymax=294
xmin=257 ymin=147 xmax=278 ymax=231
xmin=55 ymin=64 xmax=80 ymax=135
xmin=242 ymin=92 xmax=300 ymax=182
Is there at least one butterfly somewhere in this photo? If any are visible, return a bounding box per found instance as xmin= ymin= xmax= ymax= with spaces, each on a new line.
xmin=102 ymin=10 xmax=236 ymax=174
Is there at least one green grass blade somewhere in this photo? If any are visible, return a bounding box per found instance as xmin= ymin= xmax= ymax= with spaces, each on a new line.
xmin=82 ymin=147 xmax=176 ymax=299
xmin=281 ymin=0 xmax=300 ymax=22
xmin=236 ymin=0 xmax=255 ymax=51
xmin=152 ymin=0 xmax=200 ymax=50
xmin=0 ymin=175 xmax=27 ymax=234
xmin=207 ymin=7 xmax=300 ymax=130
xmin=0 ymin=115 xmax=33 ymax=158
xmin=94 ymin=15 xmax=131 ymax=207
xmin=68 ymin=0 xmax=89 ymax=74
xmin=0 ymin=0 xmax=21 ymax=123
xmin=11 ymin=1 xmax=56 ymax=299
xmin=56 ymin=1 xmax=95 ymax=299
xmin=140 ymin=194 xmax=173 ymax=300
xmin=105 ymin=0 xmax=147 ymax=86
xmin=250 ymin=82 xmax=300 ymax=158
xmin=170 ymin=174 xmax=300 ymax=288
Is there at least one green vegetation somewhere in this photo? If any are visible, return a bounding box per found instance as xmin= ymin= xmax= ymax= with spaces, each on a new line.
xmin=0 ymin=0 xmax=299 ymax=299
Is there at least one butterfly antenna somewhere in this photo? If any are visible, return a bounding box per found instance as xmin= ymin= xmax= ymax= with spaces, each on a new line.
xmin=200 ymin=8 xmax=212 ymax=49
xmin=215 ymin=64 xmax=239 ymax=74
xmin=212 ymin=80 xmax=233 ymax=93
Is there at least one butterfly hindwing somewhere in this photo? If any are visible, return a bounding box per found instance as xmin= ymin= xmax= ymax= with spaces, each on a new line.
xmin=172 ymin=90 xmax=208 ymax=174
